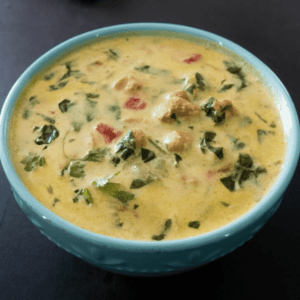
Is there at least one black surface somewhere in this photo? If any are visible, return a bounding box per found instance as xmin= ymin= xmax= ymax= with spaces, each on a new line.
xmin=1 ymin=0 xmax=300 ymax=299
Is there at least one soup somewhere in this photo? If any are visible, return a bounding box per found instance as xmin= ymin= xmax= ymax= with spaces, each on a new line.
xmin=9 ymin=35 xmax=286 ymax=241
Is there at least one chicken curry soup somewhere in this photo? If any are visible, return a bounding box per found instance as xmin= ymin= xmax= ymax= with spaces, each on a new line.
xmin=9 ymin=35 xmax=285 ymax=241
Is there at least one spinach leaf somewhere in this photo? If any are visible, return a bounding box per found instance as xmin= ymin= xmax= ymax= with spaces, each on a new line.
xmin=82 ymin=148 xmax=107 ymax=162
xmin=20 ymin=154 xmax=46 ymax=172
xmin=59 ymin=62 xmax=82 ymax=81
xmin=72 ymin=188 xmax=94 ymax=204
xmin=49 ymin=81 xmax=68 ymax=91
xmin=135 ymin=65 xmax=170 ymax=76
xmin=107 ymin=49 xmax=119 ymax=60
xmin=141 ymin=148 xmax=156 ymax=163
xmin=223 ymin=61 xmax=247 ymax=91
xmin=52 ymin=198 xmax=60 ymax=206
xmin=188 ymin=220 xmax=200 ymax=229
xmin=200 ymin=131 xmax=223 ymax=159
xmin=130 ymin=177 xmax=154 ymax=189
xmin=201 ymin=97 xmax=228 ymax=125
xmin=152 ymin=219 xmax=172 ymax=241
xmin=44 ymin=72 xmax=55 ymax=81
xmin=185 ymin=72 xmax=206 ymax=94
xmin=220 ymin=176 xmax=236 ymax=191
xmin=35 ymin=125 xmax=59 ymax=145
xmin=71 ymin=121 xmax=83 ymax=132
xmin=107 ymin=105 xmax=121 ymax=120
xmin=257 ymin=130 xmax=275 ymax=143
xmin=36 ymin=113 xmax=56 ymax=124
xmin=68 ymin=161 xmax=85 ymax=178
xmin=255 ymin=112 xmax=267 ymax=123
xmin=58 ymin=99 xmax=74 ymax=113
xmin=219 ymin=83 xmax=234 ymax=92
xmin=148 ymin=138 xmax=167 ymax=155
xmin=220 ymin=201 xmax=230 ymax=207
xmin=115 ymin=130 xmax=136 ymax=161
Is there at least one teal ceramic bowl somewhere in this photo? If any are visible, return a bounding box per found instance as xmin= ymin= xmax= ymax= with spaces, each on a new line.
xmin=1 ymin=23 xmax=299 ymax=276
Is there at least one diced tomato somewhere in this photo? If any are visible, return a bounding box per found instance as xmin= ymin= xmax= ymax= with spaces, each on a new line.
xmin=50 ymin=111 xmax=55 ymax=114
xmin=96 ymin=123 xmax=123 ymax=144
xmin=183 ymin=54 xmax=202 ymax=64
xmin=123 ymin=97 xmax=146 ymax=110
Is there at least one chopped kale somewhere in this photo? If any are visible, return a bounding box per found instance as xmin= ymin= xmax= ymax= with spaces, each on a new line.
xmin=185 ymin=72 xmax=206 ymax=94
xmin=115 ymin=130 xmax=136 ymax=161
xmin=86 ymin=93 xmax=99 ymax=99
xmin=200 ymin=131 xmax=223 ymax=159
xmin=52 ymin=198 xmax=60 ymax=206
xmin=130 ymin=176 xmax=154 ymax=189
xmin=72 ymin=188 xmax=94 ymax=205
xmin=68 ymin=161 xmax=85 ymax=178
xmin=141 ymin=148 xmax=156 ymax=163
xmin=59 ymin=62 xmax=82 ymax=81
xmin=220 ymin=176 xmax=236 ymax=191
xmin=257 ymin=130 xmax=275 ymax=143
xmin=36 ymin=113 xmax=56 ymax=124
xmin=220 ymin=153 xmax=266 ymax=191
xmin=107 ymin=105 xmax=121 ymax=120
xmin=20 ymin=154 xmax=46 ymax=172
xmin=35 ymin=125 xmax=59 ymax=145
xmin=44 ymin=72 xmax=55 ymax=81
xmin=270 ymin=122 xmax=276 ymax=128
xmin=201 ymin=97 xmax=229 ymax=125
xmin=223 ymin=61 xmax=247 ymax=91
xmin=58 ymin=99 xmax=75 ymax=113
xmin=174 ymin=153 xmax=182 ymax=167
xmin=219 ymin=83 xmax=234 ymax=92
xmin=228 ymin=135 xmax=246 ymax=150
xmin=135 ymin=65 xmax=170 ymax=76
xmin=188 ymin=220 xmax=200 ymax=229
xmin=82 ymin=148 xmax=107 ymax=162
xmin=107 ymin=49 xmax=119 ymax=60
xmin=49 ymin=81 xmax=68 ymax=91
xmin=152 ymin=219 xmax=172 ymax=241
xmin=220 ymin=201 xmax=230 ymax=207
xmin=109 ymin=156 xmax=121 ymax=166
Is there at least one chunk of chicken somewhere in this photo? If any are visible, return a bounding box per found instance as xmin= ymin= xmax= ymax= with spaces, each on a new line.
xmin=155 ymin=93 xmax=201 ymax=123
xmin=164 ymin=130 xmax=193 ymax=152
xmin=113 ymin=75 xmax=142 ymax=92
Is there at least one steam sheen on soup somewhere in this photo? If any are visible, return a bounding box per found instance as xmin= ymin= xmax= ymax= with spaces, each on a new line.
xmin=9 ymin=35 xmax=285 ymax=241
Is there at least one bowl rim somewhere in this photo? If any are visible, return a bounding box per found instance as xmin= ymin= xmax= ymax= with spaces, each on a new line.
xmin=1 ymin=22 xmax=299 ymax=251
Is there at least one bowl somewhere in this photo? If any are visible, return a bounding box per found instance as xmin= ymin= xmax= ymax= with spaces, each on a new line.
xmin=1 ymin=23 xmax=299 ymax=276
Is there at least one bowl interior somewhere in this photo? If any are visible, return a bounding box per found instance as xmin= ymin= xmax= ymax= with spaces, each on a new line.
xmin=1 ymin=23 xmax=299 ymax=251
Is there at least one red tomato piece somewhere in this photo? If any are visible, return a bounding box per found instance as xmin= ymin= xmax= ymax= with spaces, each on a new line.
xmin=96 ymin=123 xmax=123 ymax=144
xmin=183 ymin=54 xmax=202 ymax=64
xmin=123 ymin=97 xmax=146 ymax=110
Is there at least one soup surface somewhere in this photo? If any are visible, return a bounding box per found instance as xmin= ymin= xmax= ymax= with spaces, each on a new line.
xmin=9 ymin=35 xmax=285 ymax=241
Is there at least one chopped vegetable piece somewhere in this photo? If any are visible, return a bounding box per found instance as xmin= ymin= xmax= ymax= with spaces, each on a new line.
xmin=49 ymin=81 xmax=68 ymax=91
xmin=36 ymin=113 xmax=56 ymax=124
xmin=68 ymin=161 xmax=85 ymax=178
xmin=135 ymin=65 xmax=170 ymax=76
xmin=183 ymin=54 xmax=202 ymax=64
xmin=257 ymin=130 xmax=275 ymax=143
xmin=123 ymin=97 xmax=146 ymax=110
xmin=58 ymin=99 xmax=74 ymax=113
xmin=188 ymin=220 xmax=200 ymax=229
xmin=35 ymin=125 xmax=59 ymax=145
xmin=141 ymin=148 xmax=156 ymax=163
xmin=200 ymin=132 xmax=224 ymax=159
xmin=52 ymin=198 xmax=60 ymax=206
xmin=220 ymin=201 xmax=230 ymax=207
xmin=220 ymin=176 xmax=236 ymax=191
xmin=96 ymin=123 xmax=123 ymax=144
xmin=82 ymin=148 xmax=107 ymax=162
xmin=20 ymin=154 xmax=46 ymax=172
xmin=151 ymin=219 xmax=172 ymax=241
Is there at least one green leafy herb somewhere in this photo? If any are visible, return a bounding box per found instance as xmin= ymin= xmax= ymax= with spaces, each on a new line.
xmin=109 ymin=156 xmax=121 ymax=166
xmin=220 ymin=176 xmax=236 ymax=191
xmin=72 ymin=188 xmax=94 ymax=205
xmin=35 ymin=125 xmax=59 ymax=145
xmin=148 ymin=138 xmax=167 ymax=155
xmin=151 ymin=219 xmax=172 ymax=241
xmin=224 ymin=61 xmax=247 ymax=91
xmin=135 ymin=65 xmax=170 ymax=76
xmin=20 ymin=154 xmax=46 ymax=172
xmin=219 ymin=83 xmax=234 ymax=92
xmin=185 ymin=72 xmax=206 ymax=94
xmin=71 ymin=121 xmax=83 ymax=132
xmin=82 ymin=148 xmax=107 ymax=162
xmin=270 ymin=122 xmax=276 ymax=128
xmin=36 ymin=113 xmax=56 ymax=124
xmin=228 ymin=135 xmax=245 ymax=150
xmin=141 ymin=148 xmax=156 ymax=163
xmin=49 ymin=81 xmax=68 ymax=91
xmin=58 ymin=99 xmax=75 ymax=113
xmin=22 ymin=109 xmax=30 ymax=119
xmin=107 ymin=49 xmax=119 ymax=60
xmin=188 ymin=220 xmax=200 ymax=229
xmin=221 ymin=201 xmax=230 ymax=207
xmin=257 ymin=130 xmax=275 ymax=143
xmin=115 ymin=130 xmax=136 ymax=160
xmin=201 ymin=97 xmax=230 ymax=125
xmin=68 ymin=161 xmax=85 ymax=178
xmin=44 ymin=72 xmax=55 ymax=81
xmin=200 ymin=131 xmax=223 ymax=159
xmin=52 ymin=198 xmax=60 ymax=206
xmin=130 ymin=177 xmax=154 ymax=189
xmin=107 ymin=105 xmax=121 ymax=120
xmin=255 ymin=112 xmax=267 ymax=123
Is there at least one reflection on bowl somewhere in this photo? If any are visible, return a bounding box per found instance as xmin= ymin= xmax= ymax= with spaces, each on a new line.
xmin=0 ymin=23 xmax=299 ymax=276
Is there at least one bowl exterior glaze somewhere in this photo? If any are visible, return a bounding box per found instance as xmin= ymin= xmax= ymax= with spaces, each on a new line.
xmin=1 ymin=23 xmax=299 ymax=276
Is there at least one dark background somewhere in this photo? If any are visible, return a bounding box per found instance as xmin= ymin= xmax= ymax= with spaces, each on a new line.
xmin=1 ymin=0 xmax=300 ymax=299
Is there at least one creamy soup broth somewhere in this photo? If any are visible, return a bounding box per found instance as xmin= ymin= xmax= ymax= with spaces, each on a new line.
xmin=9 ymin=35 xmax=285 ymax=241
